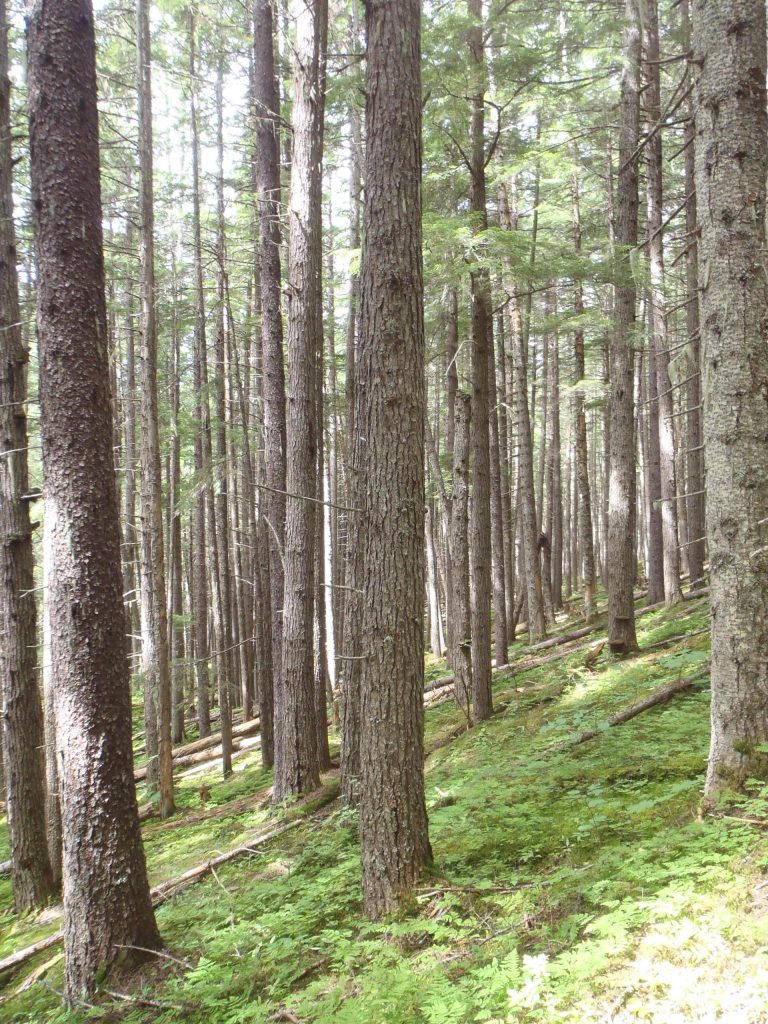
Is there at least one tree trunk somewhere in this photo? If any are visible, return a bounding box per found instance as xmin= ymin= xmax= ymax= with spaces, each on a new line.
xmin=645 ymin=0 xmax=682 ymax=606
xmin=136 ymin=0 xmax=173 ymax=816
xmin=467 ymin=0 xmax=493 ymax=719
xmin=0 ymin=0 xmax=54 ymax=911
xmin=607 ymin=0 xmax=641 ymax=655
xmin=254 ymin=0 xmax=286 ymax=773
xmin=188 ymin=14 xmax=211 ymax=741
xmin=691 ymin=0 xmax=768 ymax=797
xmin=682 ymin=0 xmax=705 ymax=591
xmin=358 ymin=0 xmax=431 ymax=918
xmin=274 ymin=0 xmax=327 ymax=801
xmin=449 ymin=393 xmax=473 ymax=718
xmin=27 ymin=0 xmax=161 ymax=996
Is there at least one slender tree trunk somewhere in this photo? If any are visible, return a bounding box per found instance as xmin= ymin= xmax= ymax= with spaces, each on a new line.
xmin=488 ymin=321 xmax=508 ymax=666
xmin=682 ymin=0 xmax=705 ymax=591
xmin=645 ymin=0 xmax=682 ymax=606
xmin=28 ymin=0 xmax=161 ymax=995
xmin=607 ymin=0 xmax=641 ymax=654
xmin=253 ymin=0 xmax=285 ymax=771
xmin=136 ymin=0 xmax=173 ymax=815
xmin=570 ymin=154 xmax=596 ymax=619
xmin=0 ymin=0 xmax=53 ymax=910
xmin=358 ymin=0 xmax=431 ymax=918
xmin=691 ymin=0 xmax=768 ymax=798
xmin=467 ymin=0 xmax=493 ymax=719
xmin=188 ymin=15 xmax=211 ymax=741
xmin=275 ymin=0 xmax=327 ymax=800
xmin=449 ymin=393 xmax=473 ymax=718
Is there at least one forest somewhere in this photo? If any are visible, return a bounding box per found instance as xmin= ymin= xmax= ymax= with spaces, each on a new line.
xmin=1 ymin=0 xmax=768 ymax=1019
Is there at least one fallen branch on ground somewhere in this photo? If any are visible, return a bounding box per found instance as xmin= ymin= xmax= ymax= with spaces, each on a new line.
xmin=543 ymin=670 xmax=709 ymax=754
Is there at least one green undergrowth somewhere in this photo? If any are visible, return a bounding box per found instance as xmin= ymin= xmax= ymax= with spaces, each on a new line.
xmin=4 ymin=595 xmax=768 ymax=1022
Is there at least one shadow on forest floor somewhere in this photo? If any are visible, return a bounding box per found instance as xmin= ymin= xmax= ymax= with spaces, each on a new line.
xmin=3 ymin=594 xmax=768 ymax=1022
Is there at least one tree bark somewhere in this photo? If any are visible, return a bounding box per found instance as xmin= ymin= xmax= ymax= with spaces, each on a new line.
xmin=136 ymin=0 xmax=173 ymax=816
xmin=607 ymin=0 xmax=641 ymax=654
xmin=0 ymin=0 xmax=54 ymax=911
xmin=27 ymin=0 xmax=161 ymax=996
xmin=274 ymin=0 xmax=328 ymax=800
xmin=253 ymin=0 xmax=286 ymax=772
xmin=449 ymin=393 xmax=473 ymax=719
xmin=691 ymin=0 xmax=768 ymax=797
xmin=358 ymin=0 xmax=431 ymax=918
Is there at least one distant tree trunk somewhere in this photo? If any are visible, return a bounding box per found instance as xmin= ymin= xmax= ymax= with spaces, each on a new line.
xmin=0 ymin=0 xmax=53 ymax=911
xmin=570 ymin=154 xmax=596 ymax=620
xmin=645 ymin=0 xmax=682 ymax=606
xmin=488 ymin=321 xmax=508 ymax=666
xmin=121 ymin=220 xmax=140 ymax=660
xmin=548 ymin=312 xmax=563 ymax=610
xmin=682 ymin=0 xmax=705 ymax=591
xmin=188 ymin=14 xmax=211 ymax=741
xmin=450 ymin=393 xmax=473 ymax=717
xmin=42 ymin=505 xmax=61 ymax=886
xmin=27 ymin=0 xmax=161 ymax=996
xmin=214 ymin=55 xmax=233 ymax=777
xmin=691 ymin=0 xmax=768 ymax=798
xmin=339 ymin=33 xmax=364 ymax=806
xmin=645 ymin=325 xmax=665 ymax=604
xmin=607 ymin=0 xmax=641 ymax=655
xmin=253 ymin=0 xmax=285 ymax=770
xmin=274 ymin=0 xmax=327 ymax=800
xmin=136 ymin=0 xmax=173 ymax=816
xmin=358 ymin=0 xmax=431 ymax=918
xmin=467 ymin=0 xmax=493 ymax=719
xmin=167 ymin=262 xmax=186 ymax=745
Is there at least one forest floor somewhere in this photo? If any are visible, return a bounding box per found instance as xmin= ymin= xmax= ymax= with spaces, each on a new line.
xmin=3 ymin=595 xmax=768 ymax=1022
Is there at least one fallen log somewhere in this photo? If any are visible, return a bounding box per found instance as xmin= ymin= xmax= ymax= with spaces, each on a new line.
xmin=544 ymin=670 xmax=708 ymax=754
xmin=134 ymin=719 xmax=260 ymax=781
xmin=0 ymin=816 xmax=303 ymax=978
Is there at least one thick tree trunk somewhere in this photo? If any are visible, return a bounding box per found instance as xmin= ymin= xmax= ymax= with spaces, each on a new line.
xmin=358 ymin=0 xmax=431 ymax=918
xmin=274 ymin=0 xmax=327 ymax=800
xmin=691 ymin=0 xmax=768 ymax=797
xmin=607 ymin=0 xmax=641 ymax=654
xmin=136 ymin=0 xmax=173 ymax=816
xmin=0 ymin=0 xmax=53 ymax=911
xmin=42 ymin=506 xmax=61 ymax=887
xmin=27 ymin=0 xmax=161 ymax=996
xmin=253 ymin=0 xmax=286 ymax=771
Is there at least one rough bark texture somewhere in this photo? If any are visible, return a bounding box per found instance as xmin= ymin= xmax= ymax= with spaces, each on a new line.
xmin=0 ymin=0 xmax=53 ymax=911
xmin=253 ymin=0 xmax=286 ymax=772
xmin=691 ymin=0 xmax=768 ymax=797
xmin=607 ymin=0 xmax=640 ymax=655
xmin=358 ymin=0 xmax=431 ymax=918
xmin=274 ymin=0 xmax=327 ymax=801
xmin=136 ymin=0 xmax=173 ymax=817
xmin=27 ymin=0 xmax=161 ymax=997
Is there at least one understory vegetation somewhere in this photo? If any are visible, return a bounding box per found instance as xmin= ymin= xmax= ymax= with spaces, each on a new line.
xmin=3 ymin=598 xmax=768 ymax=1023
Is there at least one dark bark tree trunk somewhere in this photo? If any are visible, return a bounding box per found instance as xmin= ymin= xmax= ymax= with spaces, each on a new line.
xmin=136 ymin=0 xmax=173 ymax=816
xmin=0 ymin=0 xmax=54 ymax=911
xmin=488 ymin=321 xmax=508 ymax=666
xmin=27 ymin=0 xmax=161 ymax=996
xmin=607 ymin=0 xmax=641 ymax=654
xmin=358 ymin=0 xmax=431 ymax=918
xmin=467 ymin=0 xmax=493 ymax=719
xmin=42 ymin=506 xmax=62 ymax=887
xmin=253 ymin=0 xmax=285 ymax=771
xmin=274 ymin=0 xmax=327 ymax=800
xmin=691 ymin=0 xmax=768 ymax=797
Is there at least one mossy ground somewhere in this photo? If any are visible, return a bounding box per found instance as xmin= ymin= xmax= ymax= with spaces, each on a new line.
xmin=3 ymin=596 xmax=768 ymax=1022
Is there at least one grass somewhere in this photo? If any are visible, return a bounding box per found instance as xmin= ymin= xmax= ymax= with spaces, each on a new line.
xmin=3 ymin=595 xmax=768 ymax=1022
